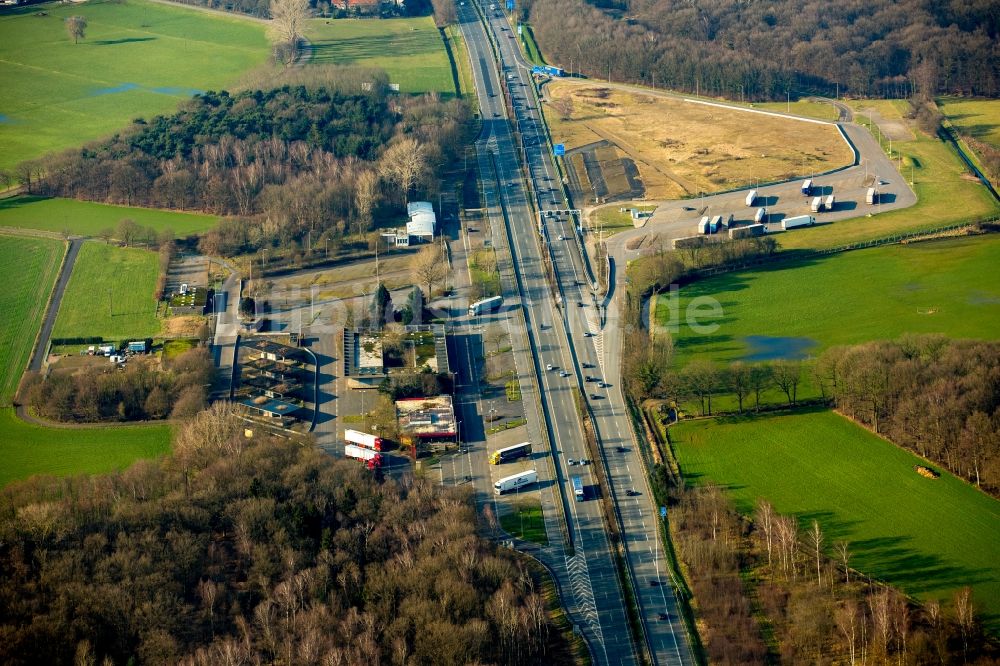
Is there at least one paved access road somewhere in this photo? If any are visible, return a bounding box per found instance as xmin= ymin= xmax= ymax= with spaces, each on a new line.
xmin=455 ymin=3 xmax=694 ymax=664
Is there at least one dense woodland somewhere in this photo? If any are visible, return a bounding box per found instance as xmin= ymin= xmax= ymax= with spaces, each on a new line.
xmin=523 ymin=0 xmax=1000 ymax=100
xmin=26 ymin=74 xmax=471 ymax=257
xmin=0 ymin=405 xmax=566 ymax=665
xmin=667 ymin=481 xmax=997 ymax=664
xmin=19 ymin=348 xmax=215 ymax=423
xmin=817 ymin=337 xmax=1000 ymax=494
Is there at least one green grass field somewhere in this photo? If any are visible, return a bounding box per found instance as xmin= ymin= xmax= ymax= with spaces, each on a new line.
xmin=0 ymin=235 xmax=64 ymax=403
xmin=305 ymin=17 xmax=456 ymax=95
xmin=499 ymin=498 xmax=547 ymax=545
xmin=53 ymin=241 xmax=160 ymax=341
xmin=939 ymin=97 xmax=1000 ymax=150
xmin=0 ymin=196 xmax=218 ymax=237
xmin=0 ymin=408 xmax=171 ymax=487
xmin=518 ymin=23 xmax=544 ymax=66
xmin=660 ymin=235 xmax=1000 ymax=366
xmin=670 ymin=410 xmax=1000 ymax=632
xmin=0 ymin=0 xmax=269 ymax=172
xmin=753 ymin=100 xmax=841 ymax=122
xmin=775 ymin=100 xmax=999 ymax=250
xmin=444 ymin=24 xmax=475 ymax=99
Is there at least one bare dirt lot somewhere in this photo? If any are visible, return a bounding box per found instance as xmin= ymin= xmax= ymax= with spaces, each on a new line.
xmin=545 ymin=82 xmax=854 ymax=201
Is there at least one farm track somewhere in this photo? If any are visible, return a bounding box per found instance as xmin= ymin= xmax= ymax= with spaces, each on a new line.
xmin=14 ymin=237 xmax=99 ymax=427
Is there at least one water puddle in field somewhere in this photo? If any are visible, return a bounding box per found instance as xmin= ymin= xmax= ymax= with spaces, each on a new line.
xmin=91 ymin=82 xmax=141 ymax=96
xmin=742 ymin=335 xmax=817 ymax=361
xmin=968 ymin=290 xmax=1000 ymax=305
xmin=150 ymin=86 xmax=203 ymax=96
xmin=0 ymin=114 xmax=12 ymax=123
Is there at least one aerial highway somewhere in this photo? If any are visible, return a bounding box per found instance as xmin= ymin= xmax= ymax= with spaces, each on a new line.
xmin=454 ymin=2 xmax=695 ymax=664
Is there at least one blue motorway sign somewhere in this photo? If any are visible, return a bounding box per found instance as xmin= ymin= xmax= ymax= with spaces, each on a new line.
xmin=506 ymin=0 xmax=514 ymax=10
xmin=660 ymin=506 xmax=667 ymax=519
xmin=553 ymin=143 xmax=565 ymax=157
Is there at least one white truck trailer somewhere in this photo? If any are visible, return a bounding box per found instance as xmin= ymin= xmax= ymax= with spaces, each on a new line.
xmin=729 ymin=223 xmax=767 ymax=239
xmin=810 ymin=196 xmax=823 ymax=212
xmin=754 ymin=207 xmax=766 ymax=224
xmin=345 ymin=429 xmax=382 ymax=451
xmin=494 ymin=470 xmax=538 ymax=494
xmin=782 ymin=215 xmax=816 ymax=230
xmin=866 ymin=188 xmax=877 ymax=204
xmin=745 ymin=189 xmax=758 ymax=207
xmin=824 ymin=194 xmax=836 ymax=211
xmin=345 ymin=445 xmax=383 ymax=470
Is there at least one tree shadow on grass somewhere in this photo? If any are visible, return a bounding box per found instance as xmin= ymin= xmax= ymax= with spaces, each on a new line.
xmin=90 ymin=37 xmax=157 ymax=46
xmin=849 ymin=534 xmax=995 ymax=596
xmin=309 ymin=32 xmax=441 ymax=64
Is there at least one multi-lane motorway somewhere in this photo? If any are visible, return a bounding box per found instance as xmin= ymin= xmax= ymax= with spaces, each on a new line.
xmin=453 ymin=2 xmax=694 ymax=663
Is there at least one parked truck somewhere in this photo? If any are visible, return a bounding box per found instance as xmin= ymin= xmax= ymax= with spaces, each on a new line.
xmin=801 ymin=179 xmax=812 ymax=196
xmin=494 ymin=470 xmax=538 ymax=494
xmin=810 ymin=196 xmax=823 ymax=212
xmin=754 ymin=207 xmax=767 ymax=224
xmin=345 ymin=429 xmax=382 ymax=451
xmin=489 ymin=442 xmax=531 ymax=465
xmin=745 ymin=189 xmax=758 ymax=207
xmin=345 ymin=445 xmax=383 ymax=470
xmin=673 ymin=235 xmax=713 ymax=250
xmin=825 ymin=194 xmax=836 ymax=211
xmin=709 ymin=215 xmax=723 ymax=234
xmin=531 ymin=65 xmax=565 ymax=77
xmin=782 ymin=215 xmax=815 ymax=230
xmin=729 ymin=223 xmax=767 ymax=239
xmin=572 ymin=475 xmax=585 ymax=501
xmin=469 ymin=295 xmax=503 ymax=316
xmin=866 ymin=187 xmax=877 ymax=205
xmin=697 ymin=216 xmax=710 ymax=234
xmin=724 ymin=213 xmax=735 ymax=228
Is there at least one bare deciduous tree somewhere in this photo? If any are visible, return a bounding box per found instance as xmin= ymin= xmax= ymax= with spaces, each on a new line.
xmin=954 ymin=586 xmax=975 ymax=660
xmin=354 ymin=169 xmax=380 ymax=238
xmin=379 ymin=138 xmax=427 ymax=204
xmin=771 ymin=360 xmax=802 ymax=406
xmin=65 ymin=16 xmax=87 ymax=44
xmin=834 ymin=540 xmax=852 ymax=584
xmin=835 ymin=599 xmax=860 ymax=665
xmin=728 ymin=361 xmax=752 ymax=413
xmin=487 ymin=325 xmax=507 ymax=355
xmin=807 ymin=519 xmax=824 ymax=586
xmin=754 ymin=499 xmax=776 ymax=569
xmin=268 ymin=0 xmax=310 ymax=64
xmin=410 ymin=243 xmax=447 ymax=298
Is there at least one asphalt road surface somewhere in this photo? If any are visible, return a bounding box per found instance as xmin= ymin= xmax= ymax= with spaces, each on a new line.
xmin=455 ymin=3 xmax=694 ymax=664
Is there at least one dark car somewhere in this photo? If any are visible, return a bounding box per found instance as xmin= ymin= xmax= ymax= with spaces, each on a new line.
xmin=649 ymin=578 xmax=659 ymax=586
xmin=626 ymin=489 xmax=640 ymax=497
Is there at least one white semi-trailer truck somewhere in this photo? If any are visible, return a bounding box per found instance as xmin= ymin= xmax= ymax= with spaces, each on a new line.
xmin=782 ymin=215 xmax=816 ymax=230
xmin=494 ymin=470 xmax=538 ymax=494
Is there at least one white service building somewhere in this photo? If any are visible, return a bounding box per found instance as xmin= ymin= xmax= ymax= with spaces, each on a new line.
xmin=383 ymin=202 xmax=437 ymax=247
xmin=405 ymin=201 xmax=436 ymax=241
